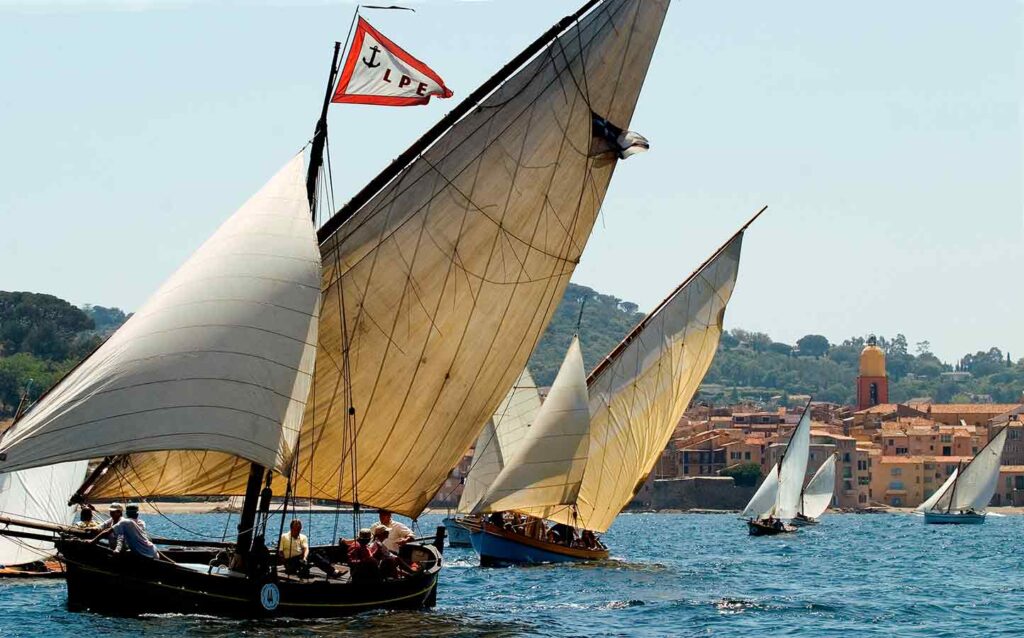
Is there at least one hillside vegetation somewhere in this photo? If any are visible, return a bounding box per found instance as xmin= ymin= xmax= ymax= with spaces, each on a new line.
xmin=2 ymin=287 xmax=1021 ymax=416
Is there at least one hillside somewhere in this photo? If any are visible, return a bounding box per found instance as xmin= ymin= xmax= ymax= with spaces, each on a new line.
xmin=2 ymin=287 xmax=1021 ymax=416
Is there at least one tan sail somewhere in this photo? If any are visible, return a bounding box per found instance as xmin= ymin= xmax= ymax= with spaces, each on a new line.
xmin=0 ymin=155 xmax=320 ymax=476
xmin=547 ymin=228 xmax=748 ymax=532
xmin=473 ymin=336 xmax=590 ymax=517
xmin=87 ymin=0 xmax=671 ymax=517
xmin=457 ymin=369 xmax=542 ymax=514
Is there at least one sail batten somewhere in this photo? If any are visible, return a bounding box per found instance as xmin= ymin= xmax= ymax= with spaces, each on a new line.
xmin=0 ymin=155 xmax=321 ymax=476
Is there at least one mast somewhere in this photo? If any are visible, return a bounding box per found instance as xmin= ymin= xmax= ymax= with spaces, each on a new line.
xmin=317 ymin=0 xmax=604 ymax=241
xmin=946 ymin=460 xmax=962 ymax=514
xmin=306 ymin=41 xmax=343 ymax=220
xmin=236 ymin=463 xmax=266 ymax=556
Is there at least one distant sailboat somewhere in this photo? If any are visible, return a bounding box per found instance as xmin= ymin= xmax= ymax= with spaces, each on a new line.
xmin=744 ymin=404 xmax=811 ymax=536
xmin=918 ymin=427 xmax=1007 ymax=524
xmin=463 ymin=212 xmax=757 ymax=563
xmin=0 ymin=461 xmax=88 ymax=577
xmin=792 ymin=454 xmax=836 ymax=526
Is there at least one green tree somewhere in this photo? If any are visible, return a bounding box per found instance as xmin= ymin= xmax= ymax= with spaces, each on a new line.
xmin=720 ymin=462 xmax=762 ymax=487
xmin=797 ymin=334 xmax=830 ymax=358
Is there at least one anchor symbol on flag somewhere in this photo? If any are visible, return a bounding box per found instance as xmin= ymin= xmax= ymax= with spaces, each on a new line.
xmin=362 ymin=45 xmax=382 ymax=68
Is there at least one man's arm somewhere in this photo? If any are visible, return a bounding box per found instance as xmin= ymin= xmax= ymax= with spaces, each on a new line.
xmin=90 ymin=527 xmax=113 ymax=544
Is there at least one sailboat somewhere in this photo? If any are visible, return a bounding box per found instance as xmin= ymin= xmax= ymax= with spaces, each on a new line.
xmin=444 ymin=368 xmax=543 ymax=548
xmin=463 ymin=213 xmax=758 ymax=564
xmin=743 ymin=403 xmax=811 ymax=536
xmin=918 ymin=426 xmax=1008 ymax=524
xmin=0 ymin=0 xmax=669 ymax=617
xmin=0 ymin=461 xmax=88 ymax=577
xmin=791 ymin=453 xmax=836 ymax=526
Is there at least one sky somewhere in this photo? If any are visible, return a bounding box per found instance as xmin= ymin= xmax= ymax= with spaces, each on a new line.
xmin=0 ymin=0 xmax=1020 ymax=364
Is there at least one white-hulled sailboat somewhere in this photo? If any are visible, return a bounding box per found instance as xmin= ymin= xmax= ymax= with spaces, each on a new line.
xmin=0 ymin=0 xmax=671 ymax=616
xmin=463 ymin=212 xmax=759 ymax=564
xmin=791 ymin=454 xmax=837 ymax=526
xmin=918 ymin=427 xmax=1007 ymax=524
xmin=743 ymin=404 xmax=811 ymax=536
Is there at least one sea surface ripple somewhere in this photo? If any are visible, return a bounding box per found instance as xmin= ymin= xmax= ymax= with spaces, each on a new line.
xmin=1 ymin=512 xmax=1021 ymax=637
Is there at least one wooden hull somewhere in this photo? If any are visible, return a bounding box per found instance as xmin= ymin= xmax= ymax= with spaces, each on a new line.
xmin=0 ymin=559 xmax=65 ymax=579
xmin=57 ymin=538 xmax=441 ymax=618
xmin=790 ymin=514 xmax=819 ymax=527
xmin=747 ymin=520 xmax=797 ymax=536
xmin=469 ymin=523 xmax=608 ymax=566
xmin=443 ymin=517 xmax=473 ymax=548
xmin=923 ymin=511 xmax=986 ymax=525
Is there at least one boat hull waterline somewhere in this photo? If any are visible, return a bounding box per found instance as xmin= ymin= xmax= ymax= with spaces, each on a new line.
xmin=747 ymin=520 xmax=797 ymax=536
xmin=57 ymin=539 xmax=441 ymax=618
xmin=442 ymin=517 xmax=473 ymax=548
xmin=790 ymin=514 xmax=819 ymax=527
xmin=469 ymin=524 xmax=608 ymax=566
xmin=922 ymin=511 xmax=986 ymax=525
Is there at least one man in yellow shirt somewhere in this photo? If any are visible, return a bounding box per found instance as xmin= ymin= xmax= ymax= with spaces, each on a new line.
xmin=279 ymin=519 xmax=309 ymax=575
xmin=278 ymin=519 xmax=337 ymax=579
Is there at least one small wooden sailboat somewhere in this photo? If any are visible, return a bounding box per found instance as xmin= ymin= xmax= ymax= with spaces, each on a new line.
xmin=1 ymin=0 xmax=671 ymax=616
xmin=918 ymin=427 xmax=1008 ymax=525
xmin=0 ymin=398 xmax=88 ymax=578
xmin=742 ymin=404 xmax=811 ymax=536
xmin=791 ymin=454 xmax=837 ymax=526
xmin=463 ymin=212 xmax=759 ymax=564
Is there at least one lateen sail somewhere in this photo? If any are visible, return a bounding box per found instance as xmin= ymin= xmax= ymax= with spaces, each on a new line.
xmin=775 ymin=408 xmax=812 ymax=520
xmin=917 ymin=468 xmax=958 ymax=513
xmin=457 ymin=369 xmax=542 ymax=514
xmin=949 ymin=427 xmax=1007 ymax=512
xmin=544 ymin=228 xmax=748 ymax=533
xmin=741 ymin=464 xmax=780 ymax=520
xmin=0 ymin=461 xmax=88 ymax=566
xmin=799 ymin=454 xmax=836 ymax=520
xmin=0 ymin=156 xmax=320 ymax=475
xmin=473 ymin=336 xmax=590 ymax=517
xmin=84 ymin=0 xmax=671 ymax=517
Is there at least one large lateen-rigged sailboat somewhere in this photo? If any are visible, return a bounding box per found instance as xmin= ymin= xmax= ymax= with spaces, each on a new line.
xmin=463 ymin=213 xmax=758 ymax=564
xmin=918 ymin=426 xmax=1008 ymax=525
xmin=743 ymin=403 xmax=811 ymax=536
xmin=0 ymin=0 xmax=670 ymax=617
xmin=791 ymin=453 xmax=837 ymax=526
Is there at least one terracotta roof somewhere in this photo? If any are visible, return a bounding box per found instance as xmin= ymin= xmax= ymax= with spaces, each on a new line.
xmin=924 ymin=404 xmax=1023 ymax=414
xmin=999 ymin=466 xmax=1024 ymax=473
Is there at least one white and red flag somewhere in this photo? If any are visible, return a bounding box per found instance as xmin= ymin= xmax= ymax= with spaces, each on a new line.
xmin=331 ymin=17 xmax=453 ymax=107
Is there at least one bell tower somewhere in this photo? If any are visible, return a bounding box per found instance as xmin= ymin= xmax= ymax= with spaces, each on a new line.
xmin=857 ymin=336 xmax=888 ymax=410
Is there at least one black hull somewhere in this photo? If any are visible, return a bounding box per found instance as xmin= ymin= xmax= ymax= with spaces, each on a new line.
xmin=57 ymin=539 xmax=441 ymax=618
xmin=747 ymin=520 xmax=797 ymax=536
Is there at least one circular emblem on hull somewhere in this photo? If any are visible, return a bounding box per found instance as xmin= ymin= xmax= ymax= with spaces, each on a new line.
xmin=259 ymin=582 xmax=280 ymax=611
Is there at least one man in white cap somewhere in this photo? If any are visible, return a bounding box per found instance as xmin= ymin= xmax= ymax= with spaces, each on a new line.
xmin=91 ymin=504 xmax=157 ymax=559
xmin=94 ymin=503 xmax=123 ymax=547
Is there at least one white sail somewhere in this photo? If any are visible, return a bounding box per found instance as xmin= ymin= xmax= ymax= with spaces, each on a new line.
xmin=741 ymin=464 xmax=780 ymax=520
xmin=85 ymin=0 xmax=672 ymax=517
xmin=918 ymin=468 xmax=958 ymax=513
xmin=473 ymin=337 xmax=590 ymax=516
xmin=0 ymin=155 xmax=320 ymax=475
xmin=456 ymin=369 xmax=542 ymax=514
xmin=950 ymin=426 xmax=1007 ymax=513
xmin=0 ymin=460 xmax=88 ymax=566
xmin=799 ymin=454 xmax=836 ymax=520
xmin=775 ymin=407 xmax=812 ymax=520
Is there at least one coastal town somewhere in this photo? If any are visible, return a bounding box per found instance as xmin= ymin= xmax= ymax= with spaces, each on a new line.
xmin=436 ymin=337 xmax=1024 ymax=513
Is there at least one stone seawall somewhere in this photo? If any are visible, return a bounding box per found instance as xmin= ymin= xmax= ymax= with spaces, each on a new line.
xmin=629 ymin=476 xmax=757 ymax=511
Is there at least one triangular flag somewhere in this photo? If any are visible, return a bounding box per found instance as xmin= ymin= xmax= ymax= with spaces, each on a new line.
xmin=332 ymin=17 xmax=453 ymax=107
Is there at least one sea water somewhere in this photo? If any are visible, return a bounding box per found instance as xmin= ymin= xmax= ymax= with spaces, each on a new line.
xmin=1 ymin=512 xmax=1021 ymax=637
